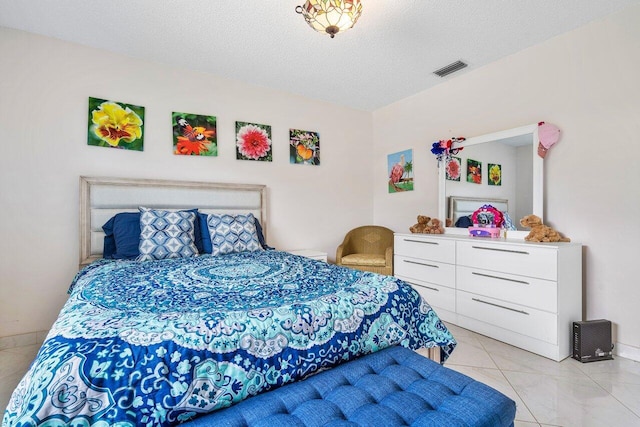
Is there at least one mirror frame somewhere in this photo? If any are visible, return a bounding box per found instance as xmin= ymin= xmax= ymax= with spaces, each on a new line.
xmin=438 ymin=123 xmax=543 ymax=236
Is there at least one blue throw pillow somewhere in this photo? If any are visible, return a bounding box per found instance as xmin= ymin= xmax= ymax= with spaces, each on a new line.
xmin=101 ymin=212 xmax=141 ymax=259
xmin=138 ymin=208 xmax=198 ymax=261
xmin=102 ymin=216 xmax=117 ymax=258
xmin=206 ymin=213 xmax=262 ymax=256
xmin=199 ymin=213 xmax=271 ymax=253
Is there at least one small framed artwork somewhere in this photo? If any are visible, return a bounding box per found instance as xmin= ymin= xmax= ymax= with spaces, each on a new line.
xmin=467 ymin=159 xmax=482 ymax=184
xmin=488 ymin=163 xmax=502 ymax=186
xmin=290 ymin=129 xmax=320 ymax=165
xmin=236 ymin=121 xmax=272 ymax=161
xmin=387 ymin=149 xmax=414 ymax=193
xmin=445 ymin=156 xmax=462 ymax=181
xmin=88 ymin=97 xmax=144 ymax=151
xmin=172 ymin=112 xmax=217 ymax=156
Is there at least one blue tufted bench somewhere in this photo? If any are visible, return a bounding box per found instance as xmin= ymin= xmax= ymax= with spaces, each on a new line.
xmin=183 ymin=346 xmax=516 ymax=427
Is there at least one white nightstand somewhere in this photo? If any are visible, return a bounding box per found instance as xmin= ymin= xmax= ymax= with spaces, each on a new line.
xmin=286 ymin=249 xmax=328 ymax=262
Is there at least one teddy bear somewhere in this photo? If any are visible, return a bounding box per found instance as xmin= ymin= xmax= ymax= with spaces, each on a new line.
xmin=409 ymin=215 xmax=430 ymax=233
xmin=425 ymin=218 xmax=444 ymax=234
xmin=519 ymin=214 xmax=570 ymax=242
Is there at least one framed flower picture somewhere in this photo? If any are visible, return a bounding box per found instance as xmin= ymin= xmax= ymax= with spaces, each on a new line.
xmin=172 ymin=112 xmax=217 ymax=156
xmin=290 ymin=129 xmax=320 ymax=165
xmin=445 ymin=156 xmax=461 ymax=181
xmin=236 ymin=122 xmax=272 ymax=161
xmin=87 ymin=97 xmax=144 ymax=151
xmin=488 ymin=163 xmax=502 ymax=186
xmin=467 ymin=159 xmax=482 ymax=184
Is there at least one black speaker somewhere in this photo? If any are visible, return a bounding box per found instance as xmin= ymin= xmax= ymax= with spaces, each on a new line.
xmin=572 ymin=320 xmax=613 ymax=363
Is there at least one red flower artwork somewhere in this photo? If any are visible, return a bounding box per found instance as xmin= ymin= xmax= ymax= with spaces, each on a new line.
xmin=236 ymin=123 xmax=272 ymax=161
xmin=446 ymin=157 xmax=461 ymax=181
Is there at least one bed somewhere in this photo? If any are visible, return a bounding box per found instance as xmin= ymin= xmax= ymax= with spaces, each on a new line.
xmin=3 ymin=177 xmax=456 ymax=427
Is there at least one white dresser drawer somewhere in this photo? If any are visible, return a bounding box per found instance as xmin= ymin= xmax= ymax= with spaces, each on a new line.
xmin=398 ymin=275 xmax=456 ymax=313
xmin=394 ymin=255 xmax=455 ymax=288
xmin=457 ymin=290 xmax=558 ymax=345
xmin=457 ymin=266 xmax=558 ymax=313
xmin=456 ymin=240 xmax=557 ymax=280
xmin=394 ymin=235 xmax=455 ymax=264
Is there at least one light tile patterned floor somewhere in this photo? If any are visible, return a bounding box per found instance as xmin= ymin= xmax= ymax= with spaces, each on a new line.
xmin=419 ymin=323 xmax=640 ymax=427
xmin=2 ymin=323 xmax=640 ymax=426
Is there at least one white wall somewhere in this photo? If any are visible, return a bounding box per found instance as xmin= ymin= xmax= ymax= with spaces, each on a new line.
xmin=0 ymin=27 xmax=373 ymax=337
xmin=372 ymin=5 xmax=640 ymax=358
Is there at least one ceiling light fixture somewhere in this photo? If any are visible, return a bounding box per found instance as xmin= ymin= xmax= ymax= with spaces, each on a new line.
xmin=296 ymin=0 xmax=363 ymax=39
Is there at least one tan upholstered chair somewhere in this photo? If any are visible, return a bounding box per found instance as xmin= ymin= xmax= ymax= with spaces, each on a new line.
xmin=336 ymin=226 xmax=394 ymax=275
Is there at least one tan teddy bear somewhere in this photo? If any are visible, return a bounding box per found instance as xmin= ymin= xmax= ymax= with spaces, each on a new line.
xmin=519 ymin=214 xmax=570 ymax=242
xmin=409 ymin=215 xmax=430 ymax=233
xmin=426 ymin=218 xmax=444 ymax=234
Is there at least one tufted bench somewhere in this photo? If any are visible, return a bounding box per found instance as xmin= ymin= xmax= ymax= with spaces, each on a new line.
xmin=183 ymin=346 xmax=516 ymax=427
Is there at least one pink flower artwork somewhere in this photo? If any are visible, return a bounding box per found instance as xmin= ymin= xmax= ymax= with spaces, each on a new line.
xmin=446 ymin=156 xmax=461 ymax=181
xmin=236 ymin=122 xmax=272 ymax=161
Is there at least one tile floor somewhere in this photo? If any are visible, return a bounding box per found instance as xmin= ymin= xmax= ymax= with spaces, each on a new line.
xmin=2 ymin=323 xmax=640 ymax=426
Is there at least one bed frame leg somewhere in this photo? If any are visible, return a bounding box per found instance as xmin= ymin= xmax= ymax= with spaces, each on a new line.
xmin=427 ymin=347 xmax=441 ymax=364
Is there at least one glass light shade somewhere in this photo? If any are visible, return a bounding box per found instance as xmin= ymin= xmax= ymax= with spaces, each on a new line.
xmin=296 ymin=0 xmax=363 ymax=38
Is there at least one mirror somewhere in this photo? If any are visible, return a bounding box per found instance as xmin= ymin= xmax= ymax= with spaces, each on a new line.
xmin=438 ymin=123 xmax=543 ymax=234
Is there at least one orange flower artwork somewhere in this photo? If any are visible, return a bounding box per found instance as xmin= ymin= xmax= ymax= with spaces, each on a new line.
xmin=172 ymin=112 xmax=217 ymax=156
xmin=466 ymin=159 xmax=482 ymax=184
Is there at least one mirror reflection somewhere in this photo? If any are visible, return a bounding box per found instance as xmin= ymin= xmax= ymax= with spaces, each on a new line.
xmin=438 ymin=124 xmax=543 ymax=234
xmin=446 ymin=135 xmax=532 ymax=230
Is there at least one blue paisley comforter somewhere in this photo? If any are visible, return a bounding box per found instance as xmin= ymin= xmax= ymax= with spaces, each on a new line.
xmin=3 ymin=250 xmax=456 ymax=426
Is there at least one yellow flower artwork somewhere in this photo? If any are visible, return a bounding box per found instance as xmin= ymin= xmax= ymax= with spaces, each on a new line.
xmin=488 ymin=163 xmax=502 ymax=186
xmin=88 ymin=97 xmax=144 ymax=151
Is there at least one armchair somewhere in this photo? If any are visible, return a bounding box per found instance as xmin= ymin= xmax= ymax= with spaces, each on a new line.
xmin=336 ymin=225 xmax=394 ymax=275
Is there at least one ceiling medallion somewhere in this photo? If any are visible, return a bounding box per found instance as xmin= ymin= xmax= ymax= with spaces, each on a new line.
xmin=296 ymin=0 xmax=363 ymax=38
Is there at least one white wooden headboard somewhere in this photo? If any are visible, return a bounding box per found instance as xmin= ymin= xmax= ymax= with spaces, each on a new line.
xmin=79 ymin=176 xmax=267 ymax=267
xmin=448 ymin=196 xmax=508 ymax=226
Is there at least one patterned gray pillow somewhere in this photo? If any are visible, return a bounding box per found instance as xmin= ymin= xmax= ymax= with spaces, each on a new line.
xmin=138 ymin=208 xmax=198 ymax=261
xmin=206 ymin=213 xmax=262 ymax=256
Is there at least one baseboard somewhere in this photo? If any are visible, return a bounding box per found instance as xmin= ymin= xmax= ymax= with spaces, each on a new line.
xmin=0 ymin=330 xmax=48 ymax=351
xmin=615 ymin=341 xmax=640 ymax=362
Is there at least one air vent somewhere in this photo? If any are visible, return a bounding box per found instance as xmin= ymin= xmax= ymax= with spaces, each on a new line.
xmin=433 ymin=60 xmax=468 ymax=77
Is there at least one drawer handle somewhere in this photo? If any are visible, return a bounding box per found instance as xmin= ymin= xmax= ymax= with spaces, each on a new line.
xmin=472 ymin=298 xmax=529 ymax=315
xmin=472 ymin=272 xmax=529 ymax=285
xmin=403 ymin=239 xmax=439 ymax=245
xmin=406 ymin=281 xmax=439 ymax=292
xmin=471 ymin=246 xmax=529 ymax=255
xmin=403 ymin=260 xmax=439 ymax=268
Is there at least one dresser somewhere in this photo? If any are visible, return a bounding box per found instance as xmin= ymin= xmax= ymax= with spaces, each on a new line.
xmin=394 ymin=233 xmax=582 ymax=361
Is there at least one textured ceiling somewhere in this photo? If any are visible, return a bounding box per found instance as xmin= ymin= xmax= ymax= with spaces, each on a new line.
xmin=0 ymin=0 xmax=637 ymax=111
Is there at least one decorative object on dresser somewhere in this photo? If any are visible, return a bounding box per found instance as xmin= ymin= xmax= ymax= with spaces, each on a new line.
xmin=394 ymin=232 xmax=582 ymax=361
xmin=520 ymin=214 xmax=570 ymax=242
xmin=409 ymin=215 xmax=444 ymax=234
xmin=336 ymin=225 xmax=394 ymax=275
xmin=468 ymin=204 xmax=503 ymax=238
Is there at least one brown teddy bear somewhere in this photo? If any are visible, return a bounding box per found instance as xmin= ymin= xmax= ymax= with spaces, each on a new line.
xmin=426 ymin=218 xmax=444 ymax=234
xmin=519 ymin=214 xmax=570 ymax=242
xmin=409 ymin=215 xmax=430 ymax=233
